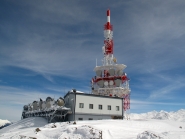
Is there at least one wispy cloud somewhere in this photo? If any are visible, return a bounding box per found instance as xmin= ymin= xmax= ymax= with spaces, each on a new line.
xmin=131 ymin=99 xmax=185 ymax=106
xmin=1 ymin=0 xmax=185 ymax=79
xmin=149 ymin=76 xmax=185 ymax=99
xmin=0 ymin=85 xmax=57 ymax=105
xmin=0 ymin=106 xmax=22 ymax=122
xmin=42 ymin=73 xmax=55 ymax=83
xmin=131 ymin=99 xmax=185 ymax=113
xmin=0 ymin=85 xmax=55 ymax=120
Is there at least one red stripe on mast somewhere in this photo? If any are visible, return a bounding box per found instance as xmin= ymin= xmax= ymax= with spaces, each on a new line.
xmin=107 ymin=9 xmax=110 ymax=16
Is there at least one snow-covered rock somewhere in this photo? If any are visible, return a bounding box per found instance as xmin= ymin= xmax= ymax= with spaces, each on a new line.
xmin=0 ymin=119 xmax=11 ymax=129
xmin=137 ymin=131 xmax=165 ymax=139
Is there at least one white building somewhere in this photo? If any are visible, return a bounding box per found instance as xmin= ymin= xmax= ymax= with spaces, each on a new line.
xmin=64 ymin=90 xmax=123 ymax=121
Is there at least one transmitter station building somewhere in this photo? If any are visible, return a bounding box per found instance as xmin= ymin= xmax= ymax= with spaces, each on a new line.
xmin=22 ymin=9 xmax=130 ymax=122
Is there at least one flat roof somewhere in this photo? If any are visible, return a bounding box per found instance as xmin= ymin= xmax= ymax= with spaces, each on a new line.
xmin=64 ymin=92 xmax=123 ymax=100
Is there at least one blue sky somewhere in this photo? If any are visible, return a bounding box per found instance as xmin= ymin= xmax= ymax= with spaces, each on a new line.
xmin=0 ymin=0 xmax=185 ymax=121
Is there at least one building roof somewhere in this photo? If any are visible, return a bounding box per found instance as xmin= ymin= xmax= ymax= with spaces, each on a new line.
xmin=64 ymin=90 xmax=123 ymax=100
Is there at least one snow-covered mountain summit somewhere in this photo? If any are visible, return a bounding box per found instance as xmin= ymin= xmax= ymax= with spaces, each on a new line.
xmin=0 ymin=110 xmax=184 ymax=139
xmin=130 ymin=109 xmax=185 ymax=121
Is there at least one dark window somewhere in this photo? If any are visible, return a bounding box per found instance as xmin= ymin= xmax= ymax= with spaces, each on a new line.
xmin=79 ymin=103 xmax=84 ymax=108
xmin=108 ymin=105 xmax=111 ymax=110
xmin=99 ymin=105 xmax=102 ymax=110
xmin=89 ymin=104 xmax=93 ymax=109
xmin=89 ymin=118 xmax=93 ymax=120
xmin=78 ymin=118 xmax=83 ymax=120
xmin=116 ymin=106 xmax=119 ymax=111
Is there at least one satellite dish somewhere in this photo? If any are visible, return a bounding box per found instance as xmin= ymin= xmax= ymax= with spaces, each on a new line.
xmin=117 ymin=70 xmax=123 ymax=76
xmin=113 ymin=57 xmax=117 ymax=63
xmin=23 ymin=105 xmax=28 ymax=111
xmin=42 ymin=101 xmax=46 ymax=110
xmin=97 ymin=80 xmax=104 ymax=88
xmin=32 ymin=101 xmax=38 ymax=110
xmin=115 ymin=79 xmax=122 ymax=87
xmin=39 ymin=101 xmax=43 ymax=110
xmin=96 ymin=70 xmax=102 ymax=77
xmin=57 ymin=97 xmax=65 ymax=107
xmin=46 ymin=101 xmax=51 ymax=108
xmin=46 ymin=97 xmax=52 ymax=102
xmin=109 ymin=69 xmax=115 ymax=76
xmin=109 ymin=80 xmax=114 ymax=86
xmin=28 ymin=106 xmax=32 ymax=111
xmin=104 ymin=81 xmax=108 ymax=86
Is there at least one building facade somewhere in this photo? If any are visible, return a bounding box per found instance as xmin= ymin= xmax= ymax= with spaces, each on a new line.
xmin=64 ymin=90 xmax=123 ymax=121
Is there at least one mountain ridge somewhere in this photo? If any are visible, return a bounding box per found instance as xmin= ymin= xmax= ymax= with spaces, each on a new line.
xmin=130 ymin=109 xmax=185 ymax=121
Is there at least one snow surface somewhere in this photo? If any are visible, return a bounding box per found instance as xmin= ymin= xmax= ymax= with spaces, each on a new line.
xmin=0 ymin=110 xmax=185 ymax=139
xmin=0 ymin=119 xmax=11 ymax=128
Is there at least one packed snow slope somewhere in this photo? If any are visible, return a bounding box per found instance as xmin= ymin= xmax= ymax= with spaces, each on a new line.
xmin=0 ymin=110 xmax=184 ymax=139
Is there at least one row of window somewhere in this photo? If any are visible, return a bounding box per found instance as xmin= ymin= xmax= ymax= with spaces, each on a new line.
xmin=78 ymin=118 xmax=92 ymax=120
xmin=79 ymin=103 xmax=120 ymax=111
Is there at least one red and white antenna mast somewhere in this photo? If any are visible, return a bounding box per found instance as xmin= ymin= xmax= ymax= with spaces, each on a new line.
xmin=102 ymin=9 xmax=114 ymax=65
xmin=91 ymin=9 xmax=131 ymax=114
